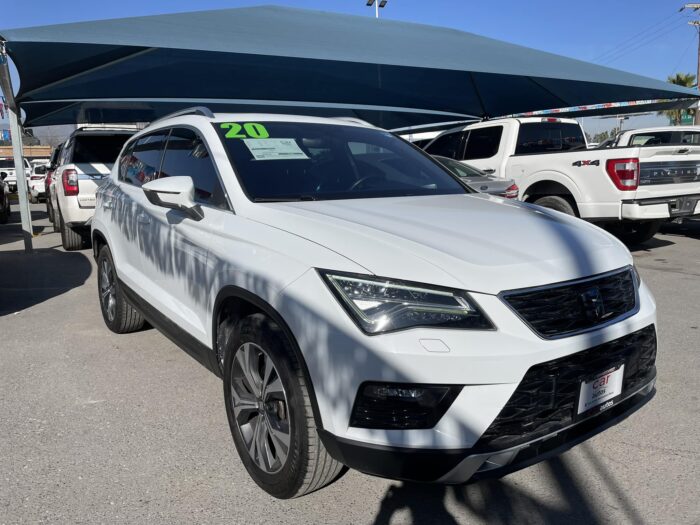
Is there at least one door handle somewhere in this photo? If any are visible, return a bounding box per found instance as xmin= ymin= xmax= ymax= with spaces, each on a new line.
xmin=677 ymin=148 xmax=689 ymax=154
xmin=482 ymin=168 xmax=496 ymax=174
xmin=136 ymin=212 xmax=151 ymax=224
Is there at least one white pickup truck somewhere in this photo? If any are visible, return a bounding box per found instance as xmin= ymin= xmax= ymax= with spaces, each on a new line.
xmin=425 ymin=117 xmax=700 ymax=243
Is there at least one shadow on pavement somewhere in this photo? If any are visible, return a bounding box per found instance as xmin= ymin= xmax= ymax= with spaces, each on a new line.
xmin=371 ymin=449 xmax=644 ymax=525
xmin=660 ymin=218 xmax=700 ymax=241
xmin=0 ymin=207 xmax=50 ymax=246
xmin=0 ymin=248 xmax=92 ymax=316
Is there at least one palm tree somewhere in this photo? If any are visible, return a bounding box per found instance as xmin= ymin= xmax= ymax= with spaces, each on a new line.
xmin=659 ymin=72 xmax=696 ymax=125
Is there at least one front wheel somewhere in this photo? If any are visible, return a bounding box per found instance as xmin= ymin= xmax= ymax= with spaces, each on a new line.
xmin=223 ymin=313 xmax=345 ymax=498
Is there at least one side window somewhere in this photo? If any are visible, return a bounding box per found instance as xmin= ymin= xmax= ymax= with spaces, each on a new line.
xmin=680 ymin=131 xmax=700 ymax=145
xmin=424 ymin=131 xmax=465 ymax=159
xmin=629 ymin=132 xmax=672 ymax=146
xmin=59 ymin=140 xmax=73 ymax=165
xmin=160 ymin=128 xmax=228 ymax=209
xmin=118 ymin=132 xmax=168 ymax=188
xmin=463 ymin=126 xmax=503 ymax=160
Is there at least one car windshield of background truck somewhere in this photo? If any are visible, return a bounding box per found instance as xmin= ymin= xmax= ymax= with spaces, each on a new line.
xmin=214 ymin=122 xmax=467 ymax=201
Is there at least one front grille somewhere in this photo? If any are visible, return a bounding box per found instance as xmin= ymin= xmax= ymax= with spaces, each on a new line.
xmin=501 ymin=267 xmax=637 ymax=339
xmin=475 ymin=325 xmax=656 ymax=451
xmin=640 ymin=161 xmax=700 ymax=186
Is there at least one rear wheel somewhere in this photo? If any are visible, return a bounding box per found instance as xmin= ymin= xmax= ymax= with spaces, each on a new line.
xmin=59 ymin=207 xmax=84 ymax=251
xmin=97 ymin=245 xmax=145 ymax=333
xmin=608 ymin=220 xmax=662 ymax=245
xmin=532 ymin=195 xmax=577 ymax=216
xmin=29 ymin=192 xmax=38 ymax=204
xmin=47 ymin=198 xmax=55 ymax=224
xmin=223 ymin=313 xmax=345 ymax=498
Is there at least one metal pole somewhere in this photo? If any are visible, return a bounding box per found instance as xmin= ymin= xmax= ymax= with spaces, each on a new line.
xmin=376 ymin=1 xmax=379 ymax=18
xmin=0 ymin=41 xmax=33 ymax=252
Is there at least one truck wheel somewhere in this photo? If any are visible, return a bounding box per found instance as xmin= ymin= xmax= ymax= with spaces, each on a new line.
xmin=223 ymin=313 xmax=345 ymax=499
xmin=610 ymin=220 xmax=662 ymax=245
xmin=97 ymin=245 xmax=145 ymax=333
xmin=533 ymin=195 xmax=576 ymax=216
xmin=59 ymin=210 xmax=84 ymax=251
xmin=52 ymin=202 xmax=60 ymax=232
xmin=0 ymin=195 xmax=9 ymax=224
xmin=29 ymin=193 xmax=38 ymax=204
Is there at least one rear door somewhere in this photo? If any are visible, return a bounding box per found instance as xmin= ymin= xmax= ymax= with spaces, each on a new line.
xmin=109 ymin=131 xmax=169 ymax=292
xmin=460 ymin=125 xmax=505 ymax=176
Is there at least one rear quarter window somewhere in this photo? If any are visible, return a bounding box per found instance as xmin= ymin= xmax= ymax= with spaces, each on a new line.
xmin=515 ymin=123 xmax=586 ymax=155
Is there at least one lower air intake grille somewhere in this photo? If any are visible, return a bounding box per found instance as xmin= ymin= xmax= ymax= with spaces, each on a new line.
xmin=475 ymin=325 xmax=656 ymax=452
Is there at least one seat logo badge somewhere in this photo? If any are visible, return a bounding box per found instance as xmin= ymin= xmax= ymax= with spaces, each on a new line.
xmin=580 ymin=286 xmax=605 ymax=321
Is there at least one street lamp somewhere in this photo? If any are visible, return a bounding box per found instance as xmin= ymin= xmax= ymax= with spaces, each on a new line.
xmin=366 ymin=0 xmax=388 ymax=18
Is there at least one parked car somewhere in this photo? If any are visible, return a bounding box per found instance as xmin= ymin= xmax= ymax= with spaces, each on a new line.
xmin=0 ymin=157 xmax=31 ymax=194
xmin=46 ymin=143 xmax=64 ymax=228
xmin=424 ymin=117 xmax=700 ymax=244
xmin=28 ymin=161 xmax=50 ymax=203
xmin=433 ymin=155 xmax=518 ymax=198
xmin=614 ymin=125 xmax=700 ymax=147
xmin=93 ymin=109 xmax=657 ymax=499
xmin=53 ymin=128 xmax=134 ymax=250
xmin=0 ymin=172 xmax=10 ymax=223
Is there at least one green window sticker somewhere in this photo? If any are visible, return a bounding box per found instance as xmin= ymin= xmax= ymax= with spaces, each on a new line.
xmin=220 ymin=122 xmax=270 ymax=139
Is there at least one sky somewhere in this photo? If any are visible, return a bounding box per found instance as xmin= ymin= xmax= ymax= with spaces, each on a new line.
xmin=0 ymin=0 xmax=695 ymax=136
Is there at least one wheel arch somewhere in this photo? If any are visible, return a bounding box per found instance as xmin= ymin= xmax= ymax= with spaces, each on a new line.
xmin=92 ymin=228 xmax=108 ymax=260
xmin=213 ymin=285 xmax=325 ymax=431
xmin=522 ymin=177 xmax=581 ymax=215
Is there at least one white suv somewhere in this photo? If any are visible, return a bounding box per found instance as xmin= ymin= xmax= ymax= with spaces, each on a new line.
xmin=0 ymin=157 xmax=31 ymax=194
xmin=53 ymin=127 xmax=134 ymax=250
xmin=92 ymin=109 xmax=658 ymax=499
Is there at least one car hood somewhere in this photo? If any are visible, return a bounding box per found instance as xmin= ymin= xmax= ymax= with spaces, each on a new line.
xmin=247 ymin=194 xmax=632 ymax=294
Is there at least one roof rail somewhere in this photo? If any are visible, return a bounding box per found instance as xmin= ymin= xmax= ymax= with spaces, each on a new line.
xmin=332 ymin=117 xmax=374 ymax=127
xmin=150 ymin=106 xmax=215 ymax=124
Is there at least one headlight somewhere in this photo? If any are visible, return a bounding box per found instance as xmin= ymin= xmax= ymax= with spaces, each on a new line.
xmin=319 ymin=271 xmax=494 ymax=334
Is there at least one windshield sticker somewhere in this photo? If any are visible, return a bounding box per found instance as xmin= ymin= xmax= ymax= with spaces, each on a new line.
xmin=243 ymin=138 xmax=309 ymax=161
xmin=220 ymin=122 xmax=270 ymax=139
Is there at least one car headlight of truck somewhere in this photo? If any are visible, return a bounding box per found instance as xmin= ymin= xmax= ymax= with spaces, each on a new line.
xmin=319 ymin=271 xmax=494 ymax=334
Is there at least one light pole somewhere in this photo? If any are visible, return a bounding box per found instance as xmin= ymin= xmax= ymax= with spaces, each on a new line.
xmin=366 ymin=0 xmax=388 ymax=19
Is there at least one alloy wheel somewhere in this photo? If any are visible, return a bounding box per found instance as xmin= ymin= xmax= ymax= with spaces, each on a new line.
xmin=99 ymin=258 xmax=117 ymax=322
xmin=230 ymin=342 xmax=290 ymax=474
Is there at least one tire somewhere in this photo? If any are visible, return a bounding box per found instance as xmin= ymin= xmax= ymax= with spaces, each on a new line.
xmin=609 ymin=220 xmax=662 ymax=245
xmin=0 ymin=195 xmax=9 ymax=224
xmin=223 ymin=313 xmax=345 ymax=499
xmin=29 ymin=193 xmax=38 ymax=204
xmin=47 ymin=199 xmax=55 ymax=224
xmin=96 ymin=245 xmax=145 ymax=334
xmin=533 ymin=195 xmax=577 ymax=216
xmin=52 ymin=202 xmax=60 ymax=232
xmin=59 ymin=209 xmax=84 ymax=250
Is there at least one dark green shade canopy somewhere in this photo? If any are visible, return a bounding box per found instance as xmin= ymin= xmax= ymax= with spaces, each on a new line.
xmin=1 ymin=5 xmax=697 ymax=128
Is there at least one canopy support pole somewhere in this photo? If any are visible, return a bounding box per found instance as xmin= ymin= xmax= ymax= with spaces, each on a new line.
xmin=0 ymin=41 xmax=33 ymax=253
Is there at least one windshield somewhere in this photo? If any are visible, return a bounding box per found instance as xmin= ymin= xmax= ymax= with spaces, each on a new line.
xmin=433 ymin=156 xmax=486 ymax=178
xmin=214 ymin=121 xmax=467 ymax=201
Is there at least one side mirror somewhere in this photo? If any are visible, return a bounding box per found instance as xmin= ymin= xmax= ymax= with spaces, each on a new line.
xmin=142 ymin=176 xmax=203 ymax=221
xmin=0 ymin=172 xmax=6 ymax=181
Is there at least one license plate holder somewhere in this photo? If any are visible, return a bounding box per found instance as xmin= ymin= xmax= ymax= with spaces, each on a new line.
xmin=576 ymin=363 xmax=625 ymax=419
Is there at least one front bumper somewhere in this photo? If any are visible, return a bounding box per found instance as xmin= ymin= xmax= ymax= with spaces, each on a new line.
xmin=621 ymin=193 xmax=700 ymax=220
xmin=319 ymin=379 xmax=655 ymax=483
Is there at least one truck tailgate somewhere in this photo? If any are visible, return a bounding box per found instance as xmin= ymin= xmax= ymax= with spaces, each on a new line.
xmin=635 ymin=147 xmax=700 ymax=199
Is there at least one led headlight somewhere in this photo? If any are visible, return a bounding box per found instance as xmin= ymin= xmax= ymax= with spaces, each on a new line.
xmin=320 ymin=271 xmax=494 ymax=334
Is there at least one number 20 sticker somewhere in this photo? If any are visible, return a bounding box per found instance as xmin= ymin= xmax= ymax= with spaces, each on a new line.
xmin=220 ymin=122 xmax=270 ymax=139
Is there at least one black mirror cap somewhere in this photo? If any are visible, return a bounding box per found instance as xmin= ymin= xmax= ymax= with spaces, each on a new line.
xmin=142 ymin=187 xmax=204 ymax=221
xmin=0 ymin=172 xmax=6 ymax=181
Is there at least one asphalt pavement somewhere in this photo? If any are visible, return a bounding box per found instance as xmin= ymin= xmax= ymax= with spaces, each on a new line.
xmin=1 ymin=201 xmax=698 ymax=524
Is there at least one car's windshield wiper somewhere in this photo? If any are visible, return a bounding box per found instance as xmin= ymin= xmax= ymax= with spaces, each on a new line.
xmin=253 ymin=195 xmax=317 ymax=202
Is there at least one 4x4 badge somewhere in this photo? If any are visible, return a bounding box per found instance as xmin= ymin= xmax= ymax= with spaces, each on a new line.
xmin=572 ymin=160 xmax=600 ymax=167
